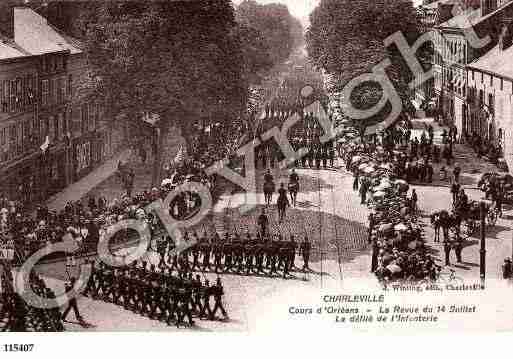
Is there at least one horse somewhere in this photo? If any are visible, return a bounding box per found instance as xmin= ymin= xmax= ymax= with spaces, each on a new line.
xmin=431 ymin=210 xmax=462 ymax=242
xmin=263 ymin=180 xmax=275 ymax=206
xmin=288 ymin=181 xmax=299 ymax=207
xmin=430 ymin=210 xmax=449 ymax=242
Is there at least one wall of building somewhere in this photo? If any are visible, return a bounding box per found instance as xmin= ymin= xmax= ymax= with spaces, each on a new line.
xmin=0 ymin=56 xmax=40 ymax=202
xmin=466 ymin=66 xmax=513 ymax=169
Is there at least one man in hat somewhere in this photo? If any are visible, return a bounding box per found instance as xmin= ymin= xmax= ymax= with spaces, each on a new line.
xmin=300 ymin=236 xmax=311 ymax=271
xmin=61 ymin=277 xmax=84 ymax=323
xmin=257 ymin=209 xmax=269 ymax=239
xmin=502 ymin=258 xmax=512 ymax=279
xmin=210 ymin=277 xmax=229 ymax=321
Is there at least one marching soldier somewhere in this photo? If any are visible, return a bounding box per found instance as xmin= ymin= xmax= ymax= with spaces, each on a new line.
xmin=269 ymin=240 xmax=279 ymax=275
xmin=210 ymin=277 xmax=229 ymax=321
xmin=255 ymin=241 xmax=265 ymax=274
xmin=245 ymin=241 xmax=255 ymax=275
xmin=201 ymin=241 xmax=212 ymax=271
xmin=300 ymin=236 xmax=311 ymax=271
xmin=199 ymin=279 xmax=213 ymax=319
xmin=83 ymin=260 xmax=98 ymax=298
xmin=213 ymin=241 xmax=223 ymax=273
xmin=191 ymin=242 xmax=200 ymax=271
xmin=223 ymin=240 xmax=233 ymax=273
xmin=328 ymin=141 xmax=335 ymax=167
xmin=192 ymin=274 xmax=203 ymax=315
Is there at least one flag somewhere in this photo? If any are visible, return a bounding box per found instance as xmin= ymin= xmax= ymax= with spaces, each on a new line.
xmin=40 ymin=135 xmax=50 ymax=153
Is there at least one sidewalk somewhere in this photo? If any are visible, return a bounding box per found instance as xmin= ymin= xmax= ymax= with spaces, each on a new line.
xmin=45 ymin=149 xmax=132 ymax=211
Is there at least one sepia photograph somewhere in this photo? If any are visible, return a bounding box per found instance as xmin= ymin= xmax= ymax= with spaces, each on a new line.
xmin=1 ymin=0 xmax=513 ymax=352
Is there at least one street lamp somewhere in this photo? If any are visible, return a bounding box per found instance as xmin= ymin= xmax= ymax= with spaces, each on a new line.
xmin=479 ymin=201 xmax=486 ymax=289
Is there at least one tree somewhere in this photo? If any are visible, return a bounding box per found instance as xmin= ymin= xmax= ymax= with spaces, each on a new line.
xmin=78 ymin=1 xmax=245 ymax=186
xmin=306 ymin=0 xmax=425 ymax=135
xmin=235 ymin=0 xmax=297 ymax=66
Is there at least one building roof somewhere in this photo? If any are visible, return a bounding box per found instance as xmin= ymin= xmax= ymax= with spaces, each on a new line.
xmin=438 ymin=0 xmax=513 ymax=29
xmin=0 ymin=33 xmax=31 ymax=60
xmin=13 ymin=7 xmax=82 ymax=56
xmin=437 ymin=7 xmax=481 ymax=29
xmin=467 ymin=44 xmax=513 ymax=79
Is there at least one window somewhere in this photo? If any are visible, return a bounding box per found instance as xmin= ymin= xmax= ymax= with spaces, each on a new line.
xmin=41 ymin=79 xmax=49 ymax=106
xmin=88 ymin=103 xmax=95 ymax=131
xmin=23 ymin=120 xmax=30 ymax=148
xmin=48 ymin=115 xmax=55 ymax=142
xmin=52 ymin=78 xmax=58 ymax=104
xmin=26 ymin=75 xmax=34 ymax=105
xmin=489 ymin=93 xmax=495 ymax=115
xmin=9 ymin=80 xmax=15 ymax=112
xmin=501 ymin=78 xmax=504 ymax=91
xmin=60 ymin=76 xmax=66 ymax=101
xmin=32 ymin=116 xmax=39 ymax=143
xmin=472 ymin=70 xmax=474 ymax=80
xmin=16 ymin=78 xmax=22 ymax=111
xmin=490 ymin=76 xmax=493 ymax=87
xmin=481 ymin=73 xmax=484 ymax=83
xmin=68 ymin=75 xmax=72 ymax=99
xmin=17 ymin=122 xmax=22 ymax=153
xmin=479 ymin=89 xmax=484 ymax=106
xmin=0 ymin=127 xmax=5 ymax=146
xmin=81 ymin=104 xmax=88 ymax=133
xmin=9 ymin=125 xmax=16 ymax=158
xmin=0 ymin=81 xmax=3 ymax=112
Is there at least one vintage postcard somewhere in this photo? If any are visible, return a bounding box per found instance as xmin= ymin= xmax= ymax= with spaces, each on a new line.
xmin=1 ymin=0 xmax=513 ymax=354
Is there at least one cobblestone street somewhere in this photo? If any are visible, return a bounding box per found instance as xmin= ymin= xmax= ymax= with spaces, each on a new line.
xmin=34 ymin=136 xmax=513 ymax=331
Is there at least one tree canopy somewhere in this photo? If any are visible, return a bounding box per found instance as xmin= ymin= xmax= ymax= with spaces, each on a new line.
xmin=236 ymin=0 xmax=300 ymax=68
xmin=306 ymin=0 xmax=425 ymax=130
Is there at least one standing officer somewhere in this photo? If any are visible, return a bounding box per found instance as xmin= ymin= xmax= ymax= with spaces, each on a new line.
xmin=210 ymin=277 xmax=229 ymax=321
xmin=255 ymin=241 xmax=265 ymax=274
xmin=328 ymin=141 xmax=335 ymax=167
xmin=61 ymin=277 xmax=84 ymax=323
xmin=257 ymin=209 xmax=269 ymax=239
xmin=245 ymin=240 xmax=255 ymax=275
xmin=202 ymin=240 xmax=212 ymax=272
xmin=223 ymin=239 xmax=233 ymax=273
xmin=443 ymin=240 xmax=451 ymax=266
xmin=213 ymin=241 xmax=223 ymax=273
xmin=199 ymin=279 xmax=213 ymax=319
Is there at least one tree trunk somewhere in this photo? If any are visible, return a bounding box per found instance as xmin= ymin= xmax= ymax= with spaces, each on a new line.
xmin=151 ymin=125 xmax=165 ymax=188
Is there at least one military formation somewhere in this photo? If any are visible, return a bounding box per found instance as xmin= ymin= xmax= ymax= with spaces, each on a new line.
xmin=159 ymin=232 xmax=313 ymax=278
xmin=83 ymin=260 xmax=229 ymax=328
xmin=0 ymin=270 xmax=65 ymax=332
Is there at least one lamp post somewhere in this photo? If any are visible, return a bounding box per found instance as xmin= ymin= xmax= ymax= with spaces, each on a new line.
xmin=479 ymin=201 xmax=486 ymax=289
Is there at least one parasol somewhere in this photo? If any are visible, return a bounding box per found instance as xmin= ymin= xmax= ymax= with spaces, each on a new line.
xmin=161 ymin=178 xmax=173 ymax=186
xmin=394 ymin=223 xmax=408 ymax=231
xmin=374 ymin=190 xmax=386 ymax=197
xmin=378 ymin=223 xmax=393 ymax=232
xmin=386 ymin=263 xmax=402 ymax=273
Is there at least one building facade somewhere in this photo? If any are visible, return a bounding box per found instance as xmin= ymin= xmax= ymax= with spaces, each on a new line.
xmin=0 ymin=42 xmax=41 ymax=203
xmin=466 ymin=19 xmax=513 ymax=168
xmin=0 ymin=7 xmax=127 ymax=204
xmin=433 ymin=0 xmax=513 ymax=136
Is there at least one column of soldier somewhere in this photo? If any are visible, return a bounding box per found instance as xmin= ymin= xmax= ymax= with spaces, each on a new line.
xmin=158 ymin=231 xmax=312 ymax=279
xmin=82 ymin=257 xmax=229 ymax=328
xmin=0 ymin=270 xmax=65 ymax=332
xmin=254 ymin=111 xmax=335 ymax=170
